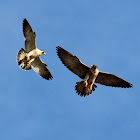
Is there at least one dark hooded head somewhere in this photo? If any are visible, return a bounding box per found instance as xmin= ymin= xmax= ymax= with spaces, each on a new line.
xmin=91 ymin=65 xmax=98 ymax=70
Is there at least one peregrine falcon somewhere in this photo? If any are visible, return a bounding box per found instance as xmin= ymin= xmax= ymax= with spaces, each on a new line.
xmin=17 ymin=18 xmax=53 ymax=80
xmin=56 ymin=46 xmax=132 ymax=97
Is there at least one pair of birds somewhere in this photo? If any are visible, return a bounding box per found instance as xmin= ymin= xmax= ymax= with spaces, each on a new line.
xmin=17 ymin=18 xmax=133 ymax=97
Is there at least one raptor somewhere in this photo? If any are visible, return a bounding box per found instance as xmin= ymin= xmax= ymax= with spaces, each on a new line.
xmin=56 ymin=46 xmax=132 ymax=97
xmin=17 ymin=18 xmax=53 ymax=80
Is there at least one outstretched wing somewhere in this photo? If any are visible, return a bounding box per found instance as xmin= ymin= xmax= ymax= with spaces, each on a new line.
xmin=95 ymin=72 xmax=133 ymax=88
xmin=31 ymin=57 xmax=53 ymax=80
xmin=56 ymin=46 xmax=90 ymax=79
xmin=23 ymin=18 xmax=36 ymax=53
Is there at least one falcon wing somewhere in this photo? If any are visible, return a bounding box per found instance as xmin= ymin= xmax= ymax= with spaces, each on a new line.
xmin=95 ymin=72 xmax=132 ymax=88
xmin=23 ymin=18 xmax=36 ymax=53
xmin=31 ymin=57 xmax=53 ymax=80
xmin=56 ymin=46 xmax=90 ymax=79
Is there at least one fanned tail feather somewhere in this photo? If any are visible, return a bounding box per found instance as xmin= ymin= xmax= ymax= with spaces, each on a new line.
xmin=17 ymin=48 xmax=31 ymax=70
xmin=75 ymin=81 xmax=96 ymax=97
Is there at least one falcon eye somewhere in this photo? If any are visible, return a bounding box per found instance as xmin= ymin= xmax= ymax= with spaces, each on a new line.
xmin=42 ymin=51 xmax=46 ymax=55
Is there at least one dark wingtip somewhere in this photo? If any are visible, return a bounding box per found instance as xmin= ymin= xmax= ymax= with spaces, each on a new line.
xmin=56 ymin=46 xmax=62 ymax=54
xmin=56 ymin=46 xmax=61 ymax=49
xmin=49 ymin=75 xmax=53 ymax=80
xmin=44 ymin=74 xmax=53 ymax=80
xmin=23 ymin=18 xmax=28 ymax=27
xmin=56 ymin=46 xmax=63 ymax=60
xmin=112 ymin=82 xmax=133 ymax=88
xmin=23 ymin=18 xmax=31 ymax=36
xmin=122 ymin=80 xmax=133 ymax=88
xmin=128 ymin=83 xmax=133 ymax=88
xmin=23 ymin=18 xmax=28 ymax=24
xmin=56 ymin=46 xmax=67 ymax=61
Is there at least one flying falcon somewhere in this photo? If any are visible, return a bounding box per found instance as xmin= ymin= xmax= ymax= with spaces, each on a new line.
xmin=17 ymin=18 xmax=53 ymax=80
xmin=56 ymin=46 xmax=132 ymax=97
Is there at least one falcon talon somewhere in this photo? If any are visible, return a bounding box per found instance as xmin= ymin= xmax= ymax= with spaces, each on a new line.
xmin=27 ymin=57 xmax=30 ymax=61
xmin=27 ymin=61 xmax=31 ymax=65
xmin=90 ymin=85 xmax=93 ymax=91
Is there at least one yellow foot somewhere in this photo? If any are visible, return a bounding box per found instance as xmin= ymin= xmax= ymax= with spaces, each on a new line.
xmin=27 ymin=57 xmax=30 ymax=61
xmin=90 ymin=84 xmax=92 ymax=90
xmin=27 ymin=61 xmax=31 ymax=65
xmin=84 ymin=81 xmax=88 ymax=87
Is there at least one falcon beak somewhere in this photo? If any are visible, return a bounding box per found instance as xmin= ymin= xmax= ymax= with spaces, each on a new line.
xmin=44 ymin=52 xmax=46 ymax=55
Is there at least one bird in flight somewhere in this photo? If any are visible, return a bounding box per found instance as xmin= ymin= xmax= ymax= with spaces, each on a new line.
xmin=56 ymin=46 xmax=132 ymax=97
xmin=17 ymin=18 xmax=53 ymax=80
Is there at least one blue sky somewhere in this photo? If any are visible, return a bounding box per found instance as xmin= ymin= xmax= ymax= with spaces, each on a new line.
xmin=0 ymin=0 xmax=139 ymax=140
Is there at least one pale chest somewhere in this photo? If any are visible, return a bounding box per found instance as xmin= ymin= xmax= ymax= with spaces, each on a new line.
xmin=27 ymin=49 xmax=39 ymax=58
xmin=87 ymin=69 xmax=99 ymax=83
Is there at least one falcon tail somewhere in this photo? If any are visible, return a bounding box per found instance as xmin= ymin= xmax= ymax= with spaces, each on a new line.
xmin=17 ymin=48 xmax=31 ymax=70
xmin=75 ymin=81 xmax=97 ymax=97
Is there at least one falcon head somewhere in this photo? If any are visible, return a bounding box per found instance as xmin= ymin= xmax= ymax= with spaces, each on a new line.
xmin=40 ymin=50 xmax=46 ymax=56
xmin=91 ymin=65 xmax=98 ymax=70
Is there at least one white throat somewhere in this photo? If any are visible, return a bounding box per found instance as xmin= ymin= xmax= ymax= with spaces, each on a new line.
xmin=27 ymin=48 xmax=43 ymax=57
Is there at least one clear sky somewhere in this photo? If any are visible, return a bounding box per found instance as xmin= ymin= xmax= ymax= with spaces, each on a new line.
xmin=0 ymin=0 xmax=139 ymax=140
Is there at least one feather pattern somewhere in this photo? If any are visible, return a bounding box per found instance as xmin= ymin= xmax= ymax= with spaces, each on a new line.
xmin=56 ymin=46 xmax=89 ymax=79
xmin=23 ymin=18 xmax=36 ymax=53
xmin=95 ymin=72 xmax=132 ymax=88
xmin=31 ymin=57 xmax=53 ymax=80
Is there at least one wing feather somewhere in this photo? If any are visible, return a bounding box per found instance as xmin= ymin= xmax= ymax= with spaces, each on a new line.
xmin=31 ymin=57 xmax=53 ymax=80
xmin=56 ymin=46 xmax=89 ymax=79
xmin=95 ymin=72 xmax=133 ymax=88
xmin=23 ymin=18 xmax=36 ymax=53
